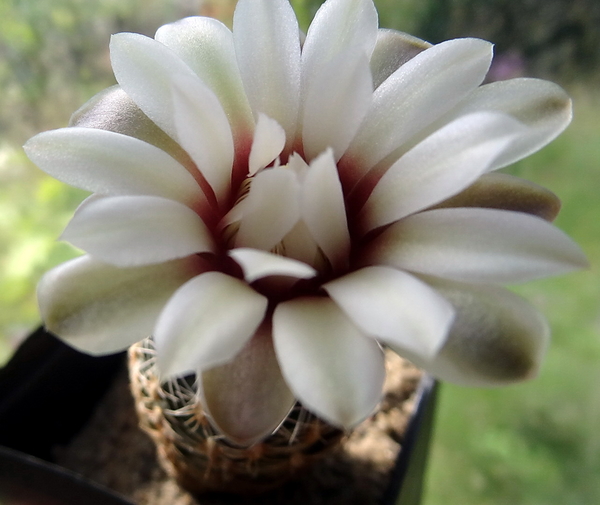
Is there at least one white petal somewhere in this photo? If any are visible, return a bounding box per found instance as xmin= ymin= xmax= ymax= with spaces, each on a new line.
xmin=171 ymin=73 xmax=234 ymax=204
xmin=248 ymin=114 xmax=286 ymax=176
xmin=38 ymin=255 xmax=206 ymax=355
xmin=370 ymin=29 xmax=431 ymax=89
xmin=324 ymin=266 xmax=454 ymax=358
xmin=24 ymin=128 xmax=204 ymax=206
xmin=273 ymin=297 xmax=385 ymax=429
xmin=302 ymin=50 xmax=373 ymax=161
xmin=198 ymin=325 xmax=295 ymax=445
xmin=154 ymin=271 xmax=268 ymax=378
xmin=155 ymin=16 xmax=255 ymax=136
xmin=279 ymin=220 xmax=321 ymax=267
xmin=359 ymin=111 xmax=525 ymax=233
xmin=364 ymin=208 xmax=588 ymax=283
xmin=235 ymin=168 xmax=300 ymax=251
xmin=301 ymin=150 xmax=350 ymax=271
xmin=344 ymin=38 xmax=494 ymax=184
xmin=448 ymin=77 xmax=572 ymax=171
xmin=302 ymin=0 xmax=378 ymax=82
xmin=110 ymin=33 xmax=200 ymax=140
xmin=228 ymin=248 xmax=316 ymax=282
xmin=61 ymin=196 xmax=214 ymax=267
xmin=233 ymin=0 xmax=301 ymax=147
xmin=398 ymin=279 xmax=550 ymax=386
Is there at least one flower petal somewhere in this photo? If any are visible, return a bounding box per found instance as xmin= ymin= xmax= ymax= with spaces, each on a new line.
xmin=233 ymin=0 xmax=301 ymax=147
xmin=364 ymin=208 xmax=588 ymax=283
xmin=61 ymin=196 xmax=214 ymax=267
xmin=248 ymin=114 xmax=286 ymax=176
xmin=397 ymin=279 xmax=550 ymax=386
xmin=109 ymin=32 xmax=200 ymax=140
xmin=359 ymin=111 xmax=525 ymax=233
xmin=370 ymin=29 xmax=430 ymax=89
xmin=433 ymin=173 xmax=562 ymax=222
xmin=302 ymin=50 xmax=373 ymax=162
xmin=68 ymin=85 xmax=190 ymax=166
xmin=24 ymin=128 xmax=204 ymax=206
xmin=324 ymin=266 xmax=454 ymax=358
xmin=171 ymin=73 xmax=234 ymax=204
xmin=155 ymin=16 xmax=255 ymax=137
xmin=235 ymin=168 xmax=300 ymax=251
xmin=302 ymin=0 xmax=378 ymax=100
xmin=448 ymin=77 xmax=572 ymax=171
xmin=303 ymin=0 xmax=378 ymax=70
xmin=273 ymin=297 xmax=385 ymax=429
xmin=301 ymin=149 xmax=351 ymax=271
xmin=154 ymin=272 xmax=268 ymax=378
xmin=198 ymin=324 xmax=295 ymax=446
xmin=38 ymin=255 xmax=206 ymax=355
xmin=344 ymin=38 xmax=493 ymax=184
xmin=228 ymin=248 xmax=317 ymax=282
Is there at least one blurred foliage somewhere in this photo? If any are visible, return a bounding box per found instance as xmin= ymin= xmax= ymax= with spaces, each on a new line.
xmin=415 ymin=0 xmax=600 ymax=82
xmin=0 ymin=1 xmax=599 ymax=504
xmin=0 ymin=0 xmax=203 ymax=142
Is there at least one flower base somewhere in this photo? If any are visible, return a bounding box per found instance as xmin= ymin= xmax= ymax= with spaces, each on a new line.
xmin=1 ymin=329 xmax=434 ymax=505
xmin=128 ymin=337 xmax=345 ymax=495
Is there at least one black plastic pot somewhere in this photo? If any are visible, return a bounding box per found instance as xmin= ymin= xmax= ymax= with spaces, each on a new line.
xmin=0 ymin=327 xmax=438 ymax=505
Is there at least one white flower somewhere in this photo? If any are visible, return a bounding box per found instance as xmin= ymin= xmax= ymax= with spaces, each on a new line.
xmin=25 ymin=0 xmax=586 ymax=445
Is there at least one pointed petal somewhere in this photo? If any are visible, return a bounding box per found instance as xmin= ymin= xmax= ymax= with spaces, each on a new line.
xmin=199 ymin=325 xmax=295 ymax=445
xmin=110 ymin=32 xmax=200 ymax=140
xmin=248 ymin=114 xmax=286 ymax=176
xmin=433 ymin=173 xmax=562 ymax=222
xmin=359 ymin=111 xmax=525 ymax=232
xmin=370 ymin=29 xmax=430 ymax=89
xmin=273 ymin=297 xmax=385 ymax=429
xmin=302 ymin=0 xmax=377 ymax=105
xmin=155 ymin=16 xmax=255 ymax=136
xmin=154 ymin=272 xmax=268 ymax=378
xmin=61 ymin=196 xmax=214 ymax=267
xmin=398 ymin=279 xmax=550 ymax=386
xmin=229 ymin=248 xmax=316 ymax=282
xmin=301 ymin=150 xmax=350 ymax=270
xmin=235 ymin=168 xmax=300 ymax=251
xmin=233 ymin=0 xmax=301 ymax=147
xmin=302 ymin=50 xmax=373 ymax=161
xmin=38 ymin=255 xmax=206 ymax=355
xmin=24 ymin=127 xmax=204 ymax=206
xmin=302 ymin=0 xmax=378 ymax=92
xmin=279 ymin=220 xmax=321 ymax=267
xmin=171 ymin=73 xmax=234 ymax=204
xmin=449 ymin=77 xmax=572 ymax=170
xmin=344 ymin=38 xmax=494 ymax=183
xmin=69 ymin=85 xmax=190 ymax=166
xmin=324 ymin=266 xmax=454 ymax=358
xmin=364 ymin=208 xmax=588 ymax=283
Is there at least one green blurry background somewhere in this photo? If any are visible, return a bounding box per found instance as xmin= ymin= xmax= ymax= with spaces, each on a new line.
xmin=1 ymin=0 xmax=598 ymax=503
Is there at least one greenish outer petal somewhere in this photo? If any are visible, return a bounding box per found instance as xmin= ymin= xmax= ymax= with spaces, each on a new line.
xmin=370 ymin=29 xmax=431 ymax=89
xmin=69 ymin=85 xmax=193 ymax=169
xmin=198 ymin=324 xmax=295 ymax=446
xmin=396 ymin=278 xmax=551 ymax=387
xmin=432 ymin=172 xmax=562 ymax=222
xmin=441 ymin=77 xmax=572 ymax=171
xmin=38 ymin=255 xmax=208 ymax=355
